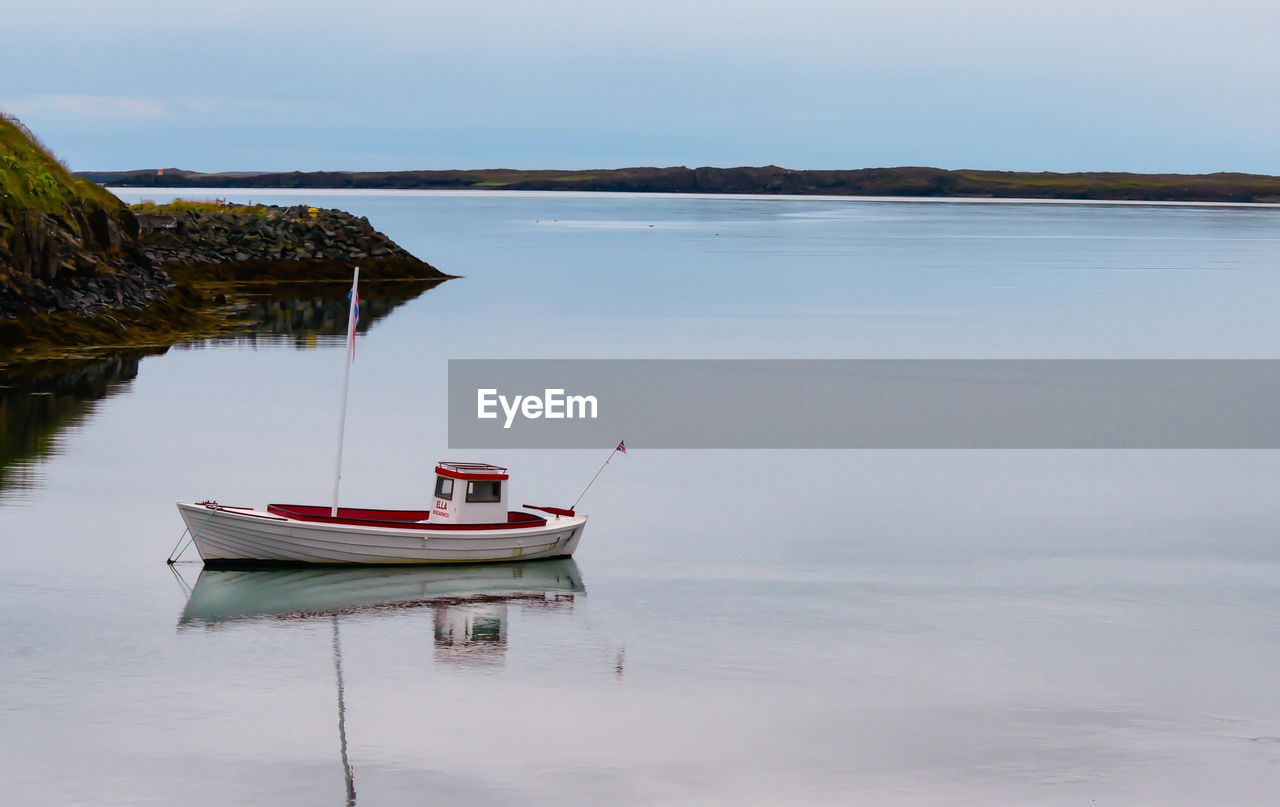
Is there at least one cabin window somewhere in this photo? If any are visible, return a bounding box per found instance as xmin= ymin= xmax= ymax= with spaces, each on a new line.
xmin=466 ymin=480 xmax=502 ymax=502
xmin=435 ymin=476 xmax=454 ymax=500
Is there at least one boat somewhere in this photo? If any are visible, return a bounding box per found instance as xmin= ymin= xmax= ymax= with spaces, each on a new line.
xmin=174 ymin=266 xmax=600 ymax=566
xmin=177 ymin=461 xmax=587 ymax=565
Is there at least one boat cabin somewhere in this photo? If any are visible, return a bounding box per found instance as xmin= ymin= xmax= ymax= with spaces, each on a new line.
xmin=430 ymin=462 xmax=510 ymax=524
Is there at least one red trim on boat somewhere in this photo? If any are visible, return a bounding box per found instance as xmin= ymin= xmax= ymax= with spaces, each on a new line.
xmin=266 ymin=504 xmax=546 ymax=531
xmin=437 ymin=461 xmax=508 ymax=472
xmin=434 ymin=465 xmax=509 ymax=481
xmin=269 ymin=504 xmax=434 ymax=522
xmin=523 ymin=504 xmax=576 ymax=517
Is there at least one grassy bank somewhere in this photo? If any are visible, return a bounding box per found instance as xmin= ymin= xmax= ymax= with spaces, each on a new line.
xmin=0 ymin=115 xmax=119 ymax=215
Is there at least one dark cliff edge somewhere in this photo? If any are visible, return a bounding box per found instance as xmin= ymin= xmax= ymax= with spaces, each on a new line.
xmin=79 ymin=165 xmax=1280 ymax=204
xmin=0 ymin=116 xmax=170 ymax=321
xmin=0 ymin=116 xmax=452 ymax=360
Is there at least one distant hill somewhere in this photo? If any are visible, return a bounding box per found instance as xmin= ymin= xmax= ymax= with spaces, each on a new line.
xmin=77 ymin=165 xmax=1280 ymax=203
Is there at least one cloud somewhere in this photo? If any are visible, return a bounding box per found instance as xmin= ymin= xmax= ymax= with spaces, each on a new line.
xmin=0 ymin=94 xmax=342 ymax=126
xmin=2 ymin=94 xmax=170 ymax=121
xmin=3 ymin=1 xmax=1278 ymax=172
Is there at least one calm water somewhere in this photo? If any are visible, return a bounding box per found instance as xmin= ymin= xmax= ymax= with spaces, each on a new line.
xmin=3 ymin=191 xmax=1280 ymax=805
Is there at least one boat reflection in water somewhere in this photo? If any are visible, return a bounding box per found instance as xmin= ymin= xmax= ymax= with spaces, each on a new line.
xmin=177 ymin=559 xmax=585 ymax=804
xmin=178 ymin=558 xmax=585 ymax=664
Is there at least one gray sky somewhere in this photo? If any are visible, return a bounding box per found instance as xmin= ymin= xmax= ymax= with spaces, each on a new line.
xmin=2 ymin=0 xmax=1277 ymax=173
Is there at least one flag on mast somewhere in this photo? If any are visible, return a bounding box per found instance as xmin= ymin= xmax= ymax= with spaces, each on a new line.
xmin=348 ymin=288 xmax=360 ymax=360
xmin=572 ymin=439 xmax=628 ymax=510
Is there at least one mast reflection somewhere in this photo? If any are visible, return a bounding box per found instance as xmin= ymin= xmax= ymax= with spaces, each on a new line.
xmin=178 ymin=559 xmax=586 ymax=668
xmin=176 ymin=559 xmax=589 ymax=805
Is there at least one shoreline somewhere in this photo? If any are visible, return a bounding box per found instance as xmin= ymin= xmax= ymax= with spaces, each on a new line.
xmin=83 ymin=165 xmax=1280 ymax=205
xmin=1 ymin=200 xmax=454 ymax=362
xmin=109 ymin=186 xmax=1280 ymax=210
xmin=0 ymin=267 xmax=449 ymax=363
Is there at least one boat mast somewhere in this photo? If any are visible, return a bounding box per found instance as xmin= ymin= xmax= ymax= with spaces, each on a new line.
xmin=571 ymin=440 xmax=625 ymax=510
xmin=332 ymin=266 xmax=360 ymax=517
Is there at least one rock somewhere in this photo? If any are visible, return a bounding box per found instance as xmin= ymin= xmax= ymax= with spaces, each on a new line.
xmin=86 ymin=206 xmax=121 ymax=252
xmin=128 ymin=202 xmax=431 ymax=273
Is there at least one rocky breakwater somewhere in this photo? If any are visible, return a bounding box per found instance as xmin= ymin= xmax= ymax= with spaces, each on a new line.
xmin=135 ymin=203 xmax=446 ymax=283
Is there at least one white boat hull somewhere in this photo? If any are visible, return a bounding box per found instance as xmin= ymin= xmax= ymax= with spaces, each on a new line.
xmin=177 ymin=501 xmax=587 ymax=565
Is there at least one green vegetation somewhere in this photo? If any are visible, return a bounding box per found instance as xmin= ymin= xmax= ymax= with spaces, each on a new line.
xmin=549 ymin=174 xmax=604 ymax=183
xmin=0 ymin=283 xmax=213 ymax=360
xmin=0 ymin=114 xmax=120 ymax=216
xmin=129 ymin=198 xmax=271 ymax=218
xmin=956 ymin=171 xmax=1105 ymax=188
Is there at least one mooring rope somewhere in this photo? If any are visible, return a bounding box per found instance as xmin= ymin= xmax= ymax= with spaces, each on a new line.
xmin=167 ymin=562 xmax=194 ymax=597
xmin=166 ymin=503 xmax=219 ymax=564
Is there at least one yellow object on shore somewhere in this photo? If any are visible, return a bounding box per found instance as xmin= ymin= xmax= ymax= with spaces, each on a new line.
xmin=307 ymin=207 xmax=318 ymax=219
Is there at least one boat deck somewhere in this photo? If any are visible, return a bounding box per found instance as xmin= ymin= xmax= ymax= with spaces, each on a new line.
xmin=265 ymin=504 xmax=549 ymax=531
